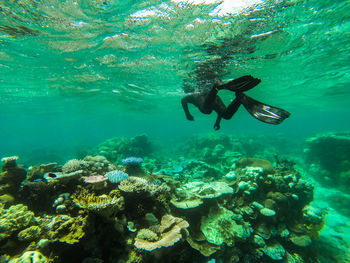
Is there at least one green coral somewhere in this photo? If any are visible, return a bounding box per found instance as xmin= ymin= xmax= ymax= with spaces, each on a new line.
xmin=17 ymin=226 xmax=41 ymax=241
xmin=9 ymin=251 xmax=48 ymax=263
xmin=47 ymin=215 xmax=88 ymax=244
xmin=0 ymin=204 xmax=34 ymax=241
xmin=73 ymin=188 xmax=124 ymax=211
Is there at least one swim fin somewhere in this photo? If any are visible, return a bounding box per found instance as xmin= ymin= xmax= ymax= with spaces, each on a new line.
xmin=216 ymin=75 xmax=261 ymax=92
xmin=238 ymin=92 xmax=290 ymax=124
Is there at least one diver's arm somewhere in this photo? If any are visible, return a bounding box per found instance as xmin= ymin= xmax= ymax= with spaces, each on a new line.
xmin=214 ymin=114 xmax=222 ymax=130
xmin=181 ymin=96 xmax=194 ymax=121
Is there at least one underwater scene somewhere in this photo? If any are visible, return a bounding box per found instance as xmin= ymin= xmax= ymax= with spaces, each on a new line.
xmin=0 ymin=0 xmax=350 ymax=262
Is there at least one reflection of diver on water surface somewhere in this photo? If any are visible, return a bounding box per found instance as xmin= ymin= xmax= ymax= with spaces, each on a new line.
xmin=182 ymin=28 xmax=281 ymax=94
xmin=181 ymin=75 xmax=290 ymax=130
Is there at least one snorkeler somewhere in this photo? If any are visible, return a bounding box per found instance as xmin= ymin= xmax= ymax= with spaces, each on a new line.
xmin=181 ymin=75 xmax=290 ymax=130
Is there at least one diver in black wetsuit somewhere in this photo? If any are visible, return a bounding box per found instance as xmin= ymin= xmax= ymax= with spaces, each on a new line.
xmin=181 ymin=75 xmax=290 ymax=130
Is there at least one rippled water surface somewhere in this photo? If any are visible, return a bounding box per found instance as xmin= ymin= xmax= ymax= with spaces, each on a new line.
xmin=0 ymin=0 xmax=349 ymax=156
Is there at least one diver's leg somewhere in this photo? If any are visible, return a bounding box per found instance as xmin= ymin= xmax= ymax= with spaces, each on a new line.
xmin=222 ymin=96 xmax=242 ymax=119
xmin=202 ymin=87 xmax=219 ymax=113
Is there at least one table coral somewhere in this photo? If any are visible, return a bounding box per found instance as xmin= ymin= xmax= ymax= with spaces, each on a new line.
xmin=134 ymin=214 xmax=189 ymax=251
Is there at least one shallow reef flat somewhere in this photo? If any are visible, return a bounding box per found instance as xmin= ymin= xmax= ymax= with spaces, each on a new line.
xmin=0 ymin=134 xmax=349 ymax=263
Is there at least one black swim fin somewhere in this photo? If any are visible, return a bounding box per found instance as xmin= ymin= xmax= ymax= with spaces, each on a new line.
xmin=238 ymin=92 xmax=290 ymax=124
xmin=216 ymin=75 xmax=261 ymax=92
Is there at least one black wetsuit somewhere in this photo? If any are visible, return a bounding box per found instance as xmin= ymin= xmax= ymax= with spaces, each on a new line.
xmin=181 ymin=86 xmax=242 ymax=130
xmin=181 ymin=75 xmax=290 ymax=130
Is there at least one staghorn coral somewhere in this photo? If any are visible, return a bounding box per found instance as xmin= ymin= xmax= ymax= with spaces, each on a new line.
xmin=134 ymin=214 xmax=189 ymax=251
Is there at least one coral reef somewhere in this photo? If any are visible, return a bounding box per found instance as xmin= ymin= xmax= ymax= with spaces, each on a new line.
xmin=0 ymin=156 xmax=26 ymax=196
xmin=304 ymin=132 xmax=350 ymax=190
xmin=0 ymin=134 xmax=334 ymax=263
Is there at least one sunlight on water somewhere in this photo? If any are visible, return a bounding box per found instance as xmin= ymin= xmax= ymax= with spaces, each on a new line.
xmin=0 ymin=0 xmax=348 ymax=112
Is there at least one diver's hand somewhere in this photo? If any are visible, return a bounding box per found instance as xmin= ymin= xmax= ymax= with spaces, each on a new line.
xmin=214 ymin=123 xmax=220 ymax=130
xmin=186 ymin=115 xmax=194 ymax=121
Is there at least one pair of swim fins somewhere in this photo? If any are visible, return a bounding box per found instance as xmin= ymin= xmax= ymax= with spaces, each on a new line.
xmin=217 ymin=75 xmax=291 ymax=124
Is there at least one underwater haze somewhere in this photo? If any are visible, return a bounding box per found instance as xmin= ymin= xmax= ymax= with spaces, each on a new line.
xmin=0 ymin=0 xmax=350 ymax=262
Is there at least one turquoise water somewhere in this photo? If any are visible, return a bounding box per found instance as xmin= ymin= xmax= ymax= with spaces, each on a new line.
xmin=1 ymin=0 xmax=350 ymax=160
xmin=0 ymin=0 xmax=350 ymax=262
